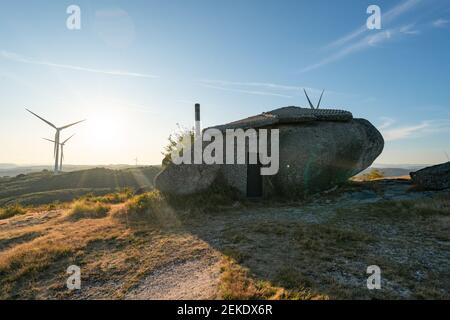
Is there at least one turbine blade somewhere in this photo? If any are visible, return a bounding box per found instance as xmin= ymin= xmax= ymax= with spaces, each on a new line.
xmin=42 ymin=138 xmax=55 ymax=143
xmin=59 ymin=119 xmax=85 ymax=130
xmin=303 ymin=89 xmax=314 ymax=109
xmin=26 ymin=108 xmax=57 ymax=129
xmin=62 ymin=134 xmax=75 ymax=145
xmin=316 ymin=90 xmax=324 ymax=109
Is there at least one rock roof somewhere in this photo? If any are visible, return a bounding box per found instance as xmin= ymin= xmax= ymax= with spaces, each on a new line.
xmin=207 ymin=106 xmax=353 ymax=131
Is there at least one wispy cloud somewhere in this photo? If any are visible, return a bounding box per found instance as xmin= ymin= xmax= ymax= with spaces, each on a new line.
xmin=198 ymin=79 xmax=351 ymax=99
xmin=383 ymin=122 xmax=430 ymax=141
xmin=399 ymin=24 xmax=421 ymax=35
xmin=326 ymin=0 xmax=423 ymax=49
xmin=378 ymin=117 xmax=396 ymax=130
xmin=199 ymin=83 xmax=293 ymax=98
xmin=432 ymin=18 xmax=449 ymax=28
xmin=199 ymin=79 xmax=301 ymax=91
xmin=302 ymin=0 xmax=425 ymax=72
xmin=0 ymin=50 xmax=158 ymax=78
xmin=301 ymin=30 xmax=391 ymax=72
xmin=301 ymin=23 xmax=423 ymax=73
xmin=378 ymin=118 xmax=450 ymax=141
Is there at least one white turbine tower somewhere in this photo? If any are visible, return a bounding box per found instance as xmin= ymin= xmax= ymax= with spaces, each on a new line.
xmin=43 ymin=134 xmax=75 ymax=172
xmin=26 ymin=109 xmax=85 ymax=173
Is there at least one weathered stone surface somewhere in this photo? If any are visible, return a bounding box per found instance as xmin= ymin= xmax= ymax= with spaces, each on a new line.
xmin=266 ymin=118 xmax=384 ymax=196
xmin=410 ymin=162 xmax=450 ymax=190
xmin=154 ymin=163 xmax=220 ymax=195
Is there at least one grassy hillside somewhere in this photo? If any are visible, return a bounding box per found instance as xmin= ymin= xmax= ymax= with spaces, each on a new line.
xmin=0 ymin=180 xmax=448 ymax=299
xmin=0 ymin=166 xmax=161 ymax=206
xmin=0 ymin=164 xmax=141 ymax=177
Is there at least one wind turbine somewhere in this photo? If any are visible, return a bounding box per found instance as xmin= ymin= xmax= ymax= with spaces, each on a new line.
xmin=26 ymin=109 xmax=85 ymax=173
xmin=43 ymin=134 xmax=75 ymax=172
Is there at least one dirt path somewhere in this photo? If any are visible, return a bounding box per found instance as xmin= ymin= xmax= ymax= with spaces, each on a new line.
xmin=125 ymin=256 xmax=221 ymax=300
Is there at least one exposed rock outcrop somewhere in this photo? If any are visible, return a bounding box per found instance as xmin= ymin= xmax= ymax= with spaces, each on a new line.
xmin=410 ymin=162 xmax=450 ymax=190
xmin=271 ymin=118 xmax=384 ymax=195
xmin=154 ymin=163 xmax=220 ymax=195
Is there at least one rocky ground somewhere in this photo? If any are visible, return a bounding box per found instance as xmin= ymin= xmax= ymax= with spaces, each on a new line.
xmin=0 ymin=178 xmax=449 ymax=299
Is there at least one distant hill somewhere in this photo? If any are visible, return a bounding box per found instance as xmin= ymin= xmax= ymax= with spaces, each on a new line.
xmin=0 ymin=164 xmax=19 ymax=170
xmin=0 ymin=164 xmax=143 ymax=177
xmin=356 ymin=165 xmax=428 ymax=178
xmin=0 ymin=166 xmax=162 ymax=206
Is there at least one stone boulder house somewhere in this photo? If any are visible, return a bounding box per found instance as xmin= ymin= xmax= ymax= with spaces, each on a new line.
xmin=155 ymin=106 xmax=384 ymax=197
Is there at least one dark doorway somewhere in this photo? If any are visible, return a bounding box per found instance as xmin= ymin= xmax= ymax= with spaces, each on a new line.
xmin=247 ymin=153 xmax=262 ymax=197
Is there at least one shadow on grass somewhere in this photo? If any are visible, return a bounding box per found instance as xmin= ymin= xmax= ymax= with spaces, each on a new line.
xmin=114 ymin=179 xmax=450 ymax=300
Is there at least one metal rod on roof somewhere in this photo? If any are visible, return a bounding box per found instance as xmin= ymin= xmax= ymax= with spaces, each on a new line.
xmin=303 ymin=89 xmax=315 ymax=109
xmin=316 ymin=90 xmax=324 ymax=109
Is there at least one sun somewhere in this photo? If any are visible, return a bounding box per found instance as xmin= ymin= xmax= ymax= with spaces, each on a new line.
xmin=84 ymin=109 xmax=125 ymax=149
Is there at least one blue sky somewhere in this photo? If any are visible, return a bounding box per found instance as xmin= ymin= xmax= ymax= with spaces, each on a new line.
xmin=0 ymin=0 xmax=449 ymax=165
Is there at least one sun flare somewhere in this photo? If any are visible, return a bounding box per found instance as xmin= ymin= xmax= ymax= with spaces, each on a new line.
xmin=84 ymin=109 xmax=125 ymax=149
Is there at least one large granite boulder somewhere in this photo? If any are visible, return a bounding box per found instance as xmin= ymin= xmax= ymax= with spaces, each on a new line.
xmin=268 ymin=118 xmax=384 ymax=195
xmin=410 ymin=162 xmax=450 ymax=190
xmin=154 ymin=163 xmax=220 ymax=195
xmin=154 ymin=105 xmax=384 ymax=197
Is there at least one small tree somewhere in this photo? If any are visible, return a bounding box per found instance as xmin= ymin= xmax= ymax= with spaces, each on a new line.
xmin=363 ymin=168 xmax=384 ymax=180
xmin=161 ymin=124 xmax=195 ymax=167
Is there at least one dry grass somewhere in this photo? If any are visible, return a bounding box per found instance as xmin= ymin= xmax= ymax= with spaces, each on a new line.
xmin=110 ymin=191 xmax=181 ymax=229
xmin=216 ymin=220 xmax=375 ymax=299
xmin=412 ymin=194 xmax=450 ymax=215
xmin=0 ymin=185 xmax=449 ymax=300
xmin=219 ymin=254 xmax=328 ymax=300
xmin=0 ymin=190 xmax=219 ymax=299
xmin=82 ymin=189 xmax=134 ymax=204
xmin=111 ymin=188 xmax=240 ymax=227
xmin=65 ymin=200 xmax=110 ymax=221
xmin=336 ymin=193 xmax=450 ymax=220
xmin=124 ymin=191 xmax=166 ymax=215
xmin=0 ymin=204 xmax=26 ymax=220
xmin=0 ymin=215 xmax=124 ymax=299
